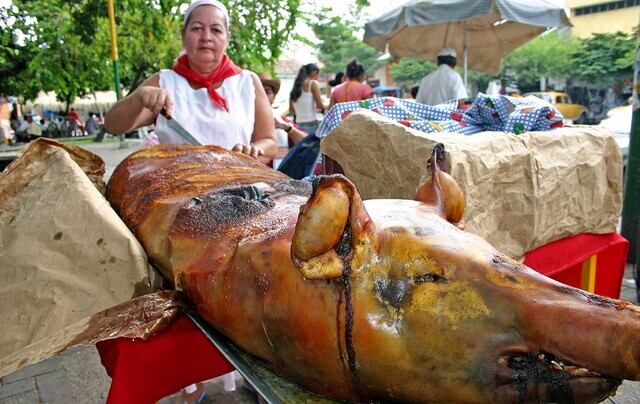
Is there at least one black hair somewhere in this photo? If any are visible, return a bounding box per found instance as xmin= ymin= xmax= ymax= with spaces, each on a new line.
xmin=329 ymin=72 xmax=344 ymax=87
xmin=290 ymin=63 xmax=319 ymax=102
xmin=437 ymin=55 xmax=456 ymax=68
xmin=411 ymin=85 xmax=419 ymax=99
xmin=345 ymin=59 xmax=365 ymax=80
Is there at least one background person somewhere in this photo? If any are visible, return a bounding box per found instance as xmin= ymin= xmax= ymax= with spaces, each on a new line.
xmin=24 ymin=114 xmax=42 ymax=142
xmin=328 ymin=59 xmax=373 ymax=109
xmin=410 ymin=85 xmax=419 ymax=100
xmin=289 ymin=63 xmax=324 ymax=137
xmin=105 ymin=0 xmax=276 ymax=164
xmin=259 ymin=73 xmax=306 ymax=169
xmin=84 ymin=113 xmax=100 ymax=136
xmin=68 ymin=108 xmax=82 ymax=136
xmin=327 ymin=71 xmax=344 ymax=97
xmin=10 ymin=102 xmax=20 ymax=133
xmin=0 ymin=96 xmax=13 ymax=145
xmin=415 ymin=48 xmax=468 ymax=107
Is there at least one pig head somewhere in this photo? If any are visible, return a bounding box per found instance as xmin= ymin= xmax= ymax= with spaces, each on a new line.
xmin=108 ymin=144 xmax=639 ymax=403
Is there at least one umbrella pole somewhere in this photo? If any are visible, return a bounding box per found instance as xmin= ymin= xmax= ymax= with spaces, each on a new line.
xmin=463 ymin=21 xmax=468 ymax=88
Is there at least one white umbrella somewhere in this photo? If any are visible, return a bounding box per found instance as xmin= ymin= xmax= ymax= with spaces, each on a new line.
xmin=364 ymin=0 xmax=572 ymax=84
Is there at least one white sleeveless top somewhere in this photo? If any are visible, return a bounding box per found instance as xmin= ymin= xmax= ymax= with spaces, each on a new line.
xmin=155 ymin=69 xmax=255 ymax=149
xmin=291 ymin=80 xmax=317 ymax=123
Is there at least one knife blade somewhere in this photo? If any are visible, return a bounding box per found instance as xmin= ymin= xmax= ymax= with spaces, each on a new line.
xmin=160 ymin=108 xmax=203 ymax=146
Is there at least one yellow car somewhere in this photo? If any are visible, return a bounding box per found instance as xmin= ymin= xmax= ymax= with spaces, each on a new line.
xmin=525 ymin=92 xmax=588 ymax=123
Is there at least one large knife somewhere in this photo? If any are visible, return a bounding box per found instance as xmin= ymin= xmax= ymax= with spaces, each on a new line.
xmin=160 ymin=108 xmax=202 ymax=146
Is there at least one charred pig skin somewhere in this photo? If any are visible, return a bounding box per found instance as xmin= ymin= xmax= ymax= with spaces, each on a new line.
xmin=107 ymin=144 xmax=638 ymax=403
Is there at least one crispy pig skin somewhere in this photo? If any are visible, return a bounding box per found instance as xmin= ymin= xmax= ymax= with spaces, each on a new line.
xmin=108 ymin=144 xmax=640 ymax=403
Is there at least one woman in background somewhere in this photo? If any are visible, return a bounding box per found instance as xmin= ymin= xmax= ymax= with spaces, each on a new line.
xmin=327 ymin=71 xmax=344 ymax=97
xmin=289 ymin=63 xmax=324 ymax=136
xmin=329 ymin=59 xmax=373 ymax=108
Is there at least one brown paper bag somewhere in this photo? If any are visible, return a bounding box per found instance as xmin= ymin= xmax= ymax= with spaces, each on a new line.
xmin=0 ymin=139 xmax=162 ymax=377
xmin=320 ymin=110 xmax=623 ymax=259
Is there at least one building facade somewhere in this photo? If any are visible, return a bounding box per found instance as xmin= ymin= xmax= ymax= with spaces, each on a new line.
xmin=565 ymin=0 xmax=640 ymax=38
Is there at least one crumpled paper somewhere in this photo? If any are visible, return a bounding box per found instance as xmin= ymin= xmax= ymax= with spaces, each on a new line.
xmin=0 ymin=139 xmax=165 ymax=377
xmin=320 ymin=110 xmax=623 ymax=259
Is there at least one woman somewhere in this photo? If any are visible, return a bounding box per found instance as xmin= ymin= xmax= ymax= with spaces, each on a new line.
xmin=328 ymin=59 xmax=374 ymax=109
xmin=327 ymin=72 xmax=344 ymax=97
xmin=258 ymin=72 xmax=306 ymax=169
xmin=105 ymin=0 xmax=275 ymax=164
xmin=288 ymin=63 xmax=324 ymax=136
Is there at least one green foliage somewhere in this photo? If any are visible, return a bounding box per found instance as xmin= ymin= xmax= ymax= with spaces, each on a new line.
xmin=110 ymin=0 xmax=186 ymax=92
xmin=388 ymin=58 xmax=435 ymax=85
xmin=466 ymin=69 xmax=492 ymax=94
xmin=501 ymin=31 xmax=576 ymax=88
xmin=310 ymin=13 xmax=383 ymax=77
xmin=2 ymin=0 xmax=301 ymax=103
xmin=0 ymin=6 xmax=39 ymax=99
xmin=9 ymin=0 xmax=113 ymax=105
xmin=226 ymin=0 xmax=301 ymax=72
xmin=501 ymin=30 xmax=635 ymax=89
xmin=571 ymin=32 xmax=635 ymax=84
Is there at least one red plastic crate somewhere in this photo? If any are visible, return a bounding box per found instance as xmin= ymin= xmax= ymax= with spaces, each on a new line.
xmin=523 ymin=233 xmax=628 ymax=299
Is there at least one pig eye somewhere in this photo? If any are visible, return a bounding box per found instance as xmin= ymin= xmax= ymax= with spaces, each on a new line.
xmin=414 ymin=273 xmax=445 ymax=283
xmin=375 ymin=278 xmax=411 ymax=309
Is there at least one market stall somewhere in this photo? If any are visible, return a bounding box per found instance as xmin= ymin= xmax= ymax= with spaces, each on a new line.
xmin=0 ymin=130 xmax=632 ymax=403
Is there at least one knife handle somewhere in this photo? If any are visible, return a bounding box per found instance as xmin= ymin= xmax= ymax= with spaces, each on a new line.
xmin=160 ymin=108 xmax=171 ymax=119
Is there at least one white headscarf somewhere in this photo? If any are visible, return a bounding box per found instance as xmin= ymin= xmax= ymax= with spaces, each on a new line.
xmin=183 ymin=0 xmax=230 ymax=30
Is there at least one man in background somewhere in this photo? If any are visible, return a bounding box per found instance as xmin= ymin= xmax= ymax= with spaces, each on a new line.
xmin=0 ymin=96 xmax=14 ymax=145
xmin=415 ymin=48 xmax=468 ymax=107
xmin=24 ymin=114 xmax=42 ymax=142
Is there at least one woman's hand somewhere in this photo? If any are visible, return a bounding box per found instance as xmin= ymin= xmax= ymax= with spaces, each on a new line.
xmin=232 ymin=143 xmax=265 ymax=160
xmin=105 ymin=73 xmax=161 ymax=135
xmin=138 ymin=86 xmax=173 ymax=116
xmin=274 ymin=119 xmax=291 ymax=132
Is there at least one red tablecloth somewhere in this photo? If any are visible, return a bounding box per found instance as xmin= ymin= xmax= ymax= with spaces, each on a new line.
xmin=97 ymin=232 xmax=628 ymax=403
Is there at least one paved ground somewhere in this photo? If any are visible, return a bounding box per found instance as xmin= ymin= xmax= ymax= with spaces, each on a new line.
xmin=1 ymin=139 xmax=639 ymax=403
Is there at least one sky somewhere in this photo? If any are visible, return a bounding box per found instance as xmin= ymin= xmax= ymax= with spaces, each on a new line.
xmin=283 ymin=0 xmax=405 ymax=63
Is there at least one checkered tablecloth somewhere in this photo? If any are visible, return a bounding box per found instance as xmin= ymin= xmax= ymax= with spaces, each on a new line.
xmin=316 ymin=93 xmax=564 ymax=138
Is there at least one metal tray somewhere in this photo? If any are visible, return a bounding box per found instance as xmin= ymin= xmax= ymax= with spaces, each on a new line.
xmin=186 ymin=310 xmax=341 ymax=404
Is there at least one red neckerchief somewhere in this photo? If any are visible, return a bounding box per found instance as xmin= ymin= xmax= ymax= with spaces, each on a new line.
xmin=172 ymin=53 xmax=241 ymax=112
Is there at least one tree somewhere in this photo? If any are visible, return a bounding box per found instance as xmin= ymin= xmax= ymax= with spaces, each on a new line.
xmin=0 ymin=6 xmax=39 ymax=99
xmin=4 ymin=0 xmax=303 ymax=104
xmin=500 ymin=31 xmax=577 ymax=89
xmin=310 ymin=12 xmax=383 ymax=77
xmin=571 ymin=32 xmax=635 ymax=84
xmin=389 ymin=58 xmax=435 ymax=86
xmin=82 ymin=0 xmax=302 ymax=91
xmin=9 ymin=0 xmax=113 ymax=107
xmin=226 ymin=0 xmax=301 ymax=73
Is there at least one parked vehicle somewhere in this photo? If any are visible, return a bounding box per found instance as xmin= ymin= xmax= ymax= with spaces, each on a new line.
xmin=372 ymin=86 xmax=401 ymax=98
xmin=599 ymin=105 xmax=631 ymax=170
xmin=525 ymin=91 xmax=588 ymax=124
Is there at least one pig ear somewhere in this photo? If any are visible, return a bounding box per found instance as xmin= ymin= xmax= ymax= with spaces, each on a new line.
xmin=291 ymin=175 xmax=371 ymax=280
xmin=415 ymin=143 xmax=465 ymax=228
